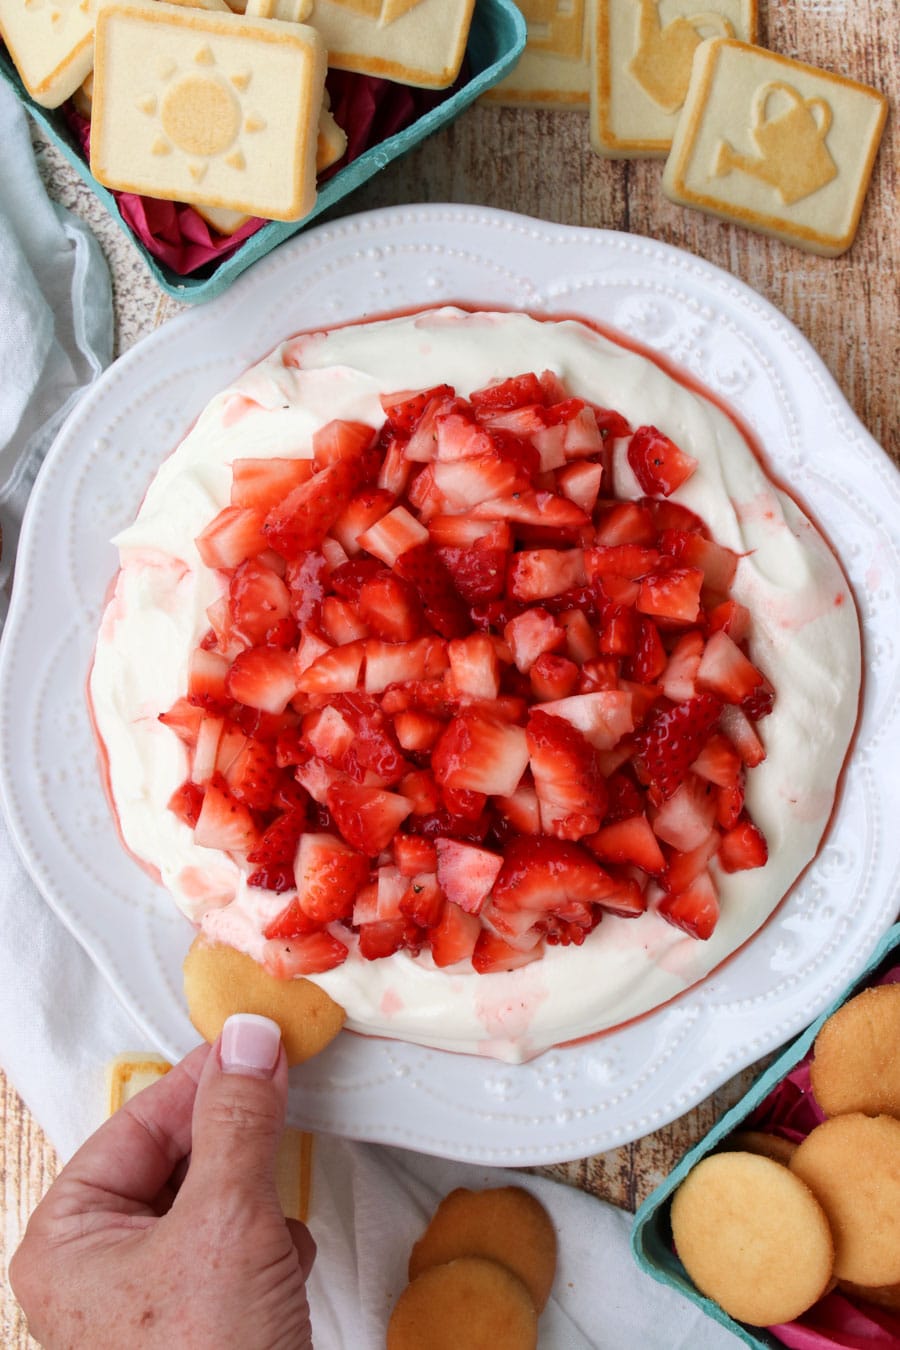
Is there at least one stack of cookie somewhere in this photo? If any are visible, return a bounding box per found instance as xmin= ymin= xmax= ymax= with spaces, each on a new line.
xmin=487 ymin=0 xmax=887 ymax=257
xmin=669 ymin=981 xmax=900 ymax=1328
xmin=0 ymin=0 xmax=476 ymax=224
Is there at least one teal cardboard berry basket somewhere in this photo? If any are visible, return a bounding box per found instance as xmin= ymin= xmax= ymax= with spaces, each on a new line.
xmin=631 ymin=921 xmax=900 ymax=1350
xmin=0 ymin=0 xmax=525 ymax=303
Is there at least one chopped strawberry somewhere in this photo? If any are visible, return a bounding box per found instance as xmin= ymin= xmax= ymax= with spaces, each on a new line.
xmin=393 ymin=709 xmax=445 ymax=753
xmin=357 ymin=571 xmax=424 ymax=642
xmin=558 ymin=609 xmax=599 ymax=664
xmin=261 ymin=931 xmax=349 ymax=976
xmin=168 ymin=779 xmax=204 ymax=829
xmin=470 ymin=372 xmax=545 ymax=412
xmin=660 ymin=529 xmax=739 ymax=594
xmin=650 ymin=776 xmax=717 ymax=852
xmin=246 ymin=864 xmax=295 ymax=893
xmin=585 ymin=815 xmax=666 ymax=874
xmin=400 ymin=769 xmax=442 ymax=815
xmin=429 ymin=902 xmax=481 ymax=967
xmin=228 ymin=559 xmax=291 ymax=645
xmin=472 ymin=930 xmax=543 ymax=974
xmin=230 ymin=457 xmax=315 ymax=511
xmin=491 ymin=836 xmax=617 ymax=912
xmin=295 ymin=831 xmax=369 ymax=923
xmin=437 ymin=546 xmax=507 ymax=605
xmin=357 ymin=918 xmax=417 ymax=961
xmin=193 ymin=775 xmax=259 ymax=853
xmin=364 ymin=637 xmax=448 ymax=695
xmin=320 ymin=596 xmax=370 ymax=646
xmin=381 ymin=384 xmax=455 ymax=435
xmin=188 ymin=648 xmax=231 ymax=712
xmin=312 ymin=418 xmax=376 ymax=468
xmin=690 ymin=733 xmax=742 ymax=788
xmin=432 ymin=712 xmax=529 ymax=799
xmin=435 ymin=839 xmax=503 ymax=915
xmin=495 ymin=781 xmax=541 ymax=835
xmin=470 ymin=489 xmax=588 ymax=532
xmin=226 ymin=646 xmax=298 ymax=714
xmin=195 ymin=505 xmax=267 ymax=569
xmin=742 ymin=676 xmax=775 ymax=722
xmin=719 ymin=704 xmax=766 ymax=767
xmin=537 ymin=691 xmax=634 ymax=751
xmin=508 ymin=549 xmax=587 ymax=602
xmin=708 ymin=598 xmax=752 ymax=644
xmin=263 ymin=459 xmax=362 ymax=557
xmin=718 ymin=816 xmax=768 ymax=872
xmin=393 ymin=543 xmax=470 ymax=639
xmin=660 ymin=630 xmax=704 ymax=703
xmin=295 ymin=640 xmax=365 ymax=696
xmin=399 ymin=872 xmax=443 ymax=927
xmin=663 ymin=832 xmax=721 ymax=894
xmin=504 ymin=608 xmax=566 ymax=674
xmin=657 ymin=870 xmax=719 ymax=940
xmin=529 ymin=653 xmax=580 ymax=702
xmin=637 ymin=567 xmax=704 ymax=624
xmin=594 ymin=500 xmax=656 ymax=546
xmin=557 ymin=460 xmax=604 ymax=514
xmin=223 ymin=737 xmax=280 ymax=810
xmin=627 ymin=426 xmax=698 ymax=497
xmin=526 ymin=710 xmax=608 ymax=840
xmin=623 ymin=618 xmax=667 ymax=684
xmin=633 ymin=693 xmax=723 ymax=800
xmin=330 ymin=487 xmax=395 ymax=557
xmin=428 ymin=516 xmax=512 ymax=549
xmin=358 ymin=505 xmax=430 ymax=567
xmin=159 ymin=697 xmax=205 ymax=746
xmin=247 ymin=808 xmax=306 ymax=865
xmin=393 ymin=834 xmax=438 ymax=877
xmin=446 ymin=634 xmax=501 ymax=701
xmin=696 ymin=631 xmax=765 ymax=703
xmin=326 ymin=781 xmax=413 ymax=854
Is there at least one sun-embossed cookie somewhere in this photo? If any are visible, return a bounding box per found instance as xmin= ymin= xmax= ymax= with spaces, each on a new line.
xmin=789 ymin=1114 xmax=900 ymax=1287
xmin=809 ymin=983 xmax=900 ymax=1119
xmin=90 ymin=0 xmax=327 ymax=221
xmin=388 ymin=1257 xmax=538 ymax=1350
xmin=408 ymin=1186 xmax=558 ymax=1313
xmin=670 ymin=1151 xmax=835 ymax=1325
xmin=590 ymin=0 xmax=757 ymax=157
xmin=662 ymin=38 xmax=888 ymax=255
xmin=183 ymin=936 xmax=346 ymax=1064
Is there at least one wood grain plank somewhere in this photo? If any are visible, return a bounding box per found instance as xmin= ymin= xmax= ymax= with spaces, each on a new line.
xmin=1 ymin=1075 xmax=57 ymax=1349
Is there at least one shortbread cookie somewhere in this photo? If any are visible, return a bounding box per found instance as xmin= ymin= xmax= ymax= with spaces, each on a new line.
xmin=408 ymin=1187 xmax=557 ymax=1312
xmin=245 ymin=0 xmax=312 ymax=19
xmin=304 ymin=0 xmax=474 ymax=89
xmin=670 ymin=1152 xmax=834 ymax=1326
xmin=725 ymin=1129 xmax=796 ymax=1166
xmin=388 ymin=1257 xmax=538 ymax=1349
xmin=482 ymin=0 xmax=590 ymax=108
xmin=106 ymin=1050 xmax=313 ymax=1219
xmin=0 ymin=0 xmax=96 ymax=107
xmin=183 ymin=936 xmax=346 ymax=1064
xmin=662 ymin=39 xmax=888 ymax=256
xmin=790 ymin=1114 xmax=900 ymax=1287
xmin=809 ymin=983 xmax=900 ymax=1119
xmin=90 ymin=0 xmax=327 ymax=222
xmin=591 ymin=0 xmax=756 ymax=157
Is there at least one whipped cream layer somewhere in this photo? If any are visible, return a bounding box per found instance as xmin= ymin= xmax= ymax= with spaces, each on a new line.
xmin=91 ymin=307 xmax=861 ymax=1063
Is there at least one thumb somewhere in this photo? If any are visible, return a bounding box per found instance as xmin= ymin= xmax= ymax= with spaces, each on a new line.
xmin=183 ymin=1013 xmax=288 ymax=1203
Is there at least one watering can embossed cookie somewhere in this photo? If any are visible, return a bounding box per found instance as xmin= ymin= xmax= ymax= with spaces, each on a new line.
xmin=591 ymin=0 xmax=757 ymax=156
xmin=663 ymin=39 xmax=888 ymax=256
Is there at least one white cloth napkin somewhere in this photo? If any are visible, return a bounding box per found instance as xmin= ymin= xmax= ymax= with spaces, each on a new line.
xmin=0 ymin=83 xmax=740 ymax=1348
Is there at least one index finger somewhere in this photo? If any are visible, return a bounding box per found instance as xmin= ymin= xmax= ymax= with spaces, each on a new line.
xmin=38 ymin=1042 xmax=211 ymax=1224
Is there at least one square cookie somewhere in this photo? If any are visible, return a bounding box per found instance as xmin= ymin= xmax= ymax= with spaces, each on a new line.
xmin=591 ymin=0 xmax=757 ymax=157
xmin=0 ymin=0 xmax=97 ymax=107
xmin=90 ymin=0 xmax=327 ymax=222
xmin=483 ymin=0 xmax=590 ymax=107
xmin=306 ymin=0 xmax=475 ymax=89
xmin=663 ymin=39 xmax=889 ymax=256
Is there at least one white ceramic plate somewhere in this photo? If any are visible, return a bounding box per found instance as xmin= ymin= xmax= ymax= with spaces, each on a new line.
xmin=2 ymin=206 xmax=898 ymax=1164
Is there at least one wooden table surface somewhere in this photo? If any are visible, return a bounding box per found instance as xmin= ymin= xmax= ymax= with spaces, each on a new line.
xmin=2 ymin=0 xmax=897 ymax=1342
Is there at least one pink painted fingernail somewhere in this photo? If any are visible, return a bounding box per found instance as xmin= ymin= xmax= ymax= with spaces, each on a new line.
xmin=220 ymin=1014 xmax=281 ymax=1078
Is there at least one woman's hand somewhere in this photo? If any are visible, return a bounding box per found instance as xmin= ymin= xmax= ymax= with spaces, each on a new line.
xmin=10 ymin=1014 xmax=315 ymax=1349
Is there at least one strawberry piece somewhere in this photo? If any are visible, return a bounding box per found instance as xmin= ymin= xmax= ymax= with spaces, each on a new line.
xmin=381 ymin=384 xmax=455 ymax=435
xmin=469 ymin=372 xmax=545 ymax=412
xmin=228 ymin=559 xmax=292 ymax=645
xmin=435 ymin=839 xmax=503 ymax=915
xmin=690 ymin=733 xmax=743 ymax=788
xmin=330 ymin=487 xmax=395 ymax=557
xmin=247 ymin=864 xmax=295 ymax=893
xmin=226 ymin=646 xmax=298 ymax=714
xmin=504 ymin=608 xmax=566 ymax=674
xmin=263 ymin=459 xmax=362 ymax=557
xmin=433 ymin=409 xmax=495 ymax=462
xmin=432 ymin=712 xmax=529 ymax=799
xmin=224 ymin=737 xmax=280 ymax=811
xmin=585 ymin=815 xmax=666 ymax=874
xmin=399 ymin=872 xmax=444 ymax=928
xmin=604 ymin=769 xmax=645 ymax=823
xmin=393 ymin=709 xmax=446 ymax=753
xmin=430 ymin=902 xmax=481 ymax=967
xmin=358 ymin=572 xmax=424 ymax=641
xmin=283 ymin=551 xmax=329 ymax=629
xmin=718 ymin=816 xmax=768 ymax=872
xmin=400 ymin=769 xmax=441 ymax=815
xmin=358 ymin=505 xmax=430 ymax=567
xmin=230 ymin=457 xmax=315 ymax=511
xmin=193 ymin=774 xmax=259 ymax=853
xmin=168 ymin=779 xmax=204 ymax=829
xmin=393 ymin=543 xmax=470 ymax=639
xmin=159 ymin=697 xmax=205 ymax=747
xmin=663 ymin=832 xmax=721 ymax=894
xmin=357 ymin=918 xmax=417 ymax=961
xmin=261 ymin=931 xmax=349 ymax=976
xmin=437 ymin=546 xmax=507 ymax=605
xmin=447 ymin=634 xmax=501 ymax=701
xmin=529 ymin=653 xmax=580 ymax=702
xmin=508 ymin=549 xmax=587 ymax=602
xmin=495 ymin=781 xmax=541 ymax=835
xmin=637 ymin=567 xmax=704 ymax=624
xmin=716 ymin=781 xmax=745 ymax=831
xmin=719 ymin=705 xmax=766 ymax=767
xmin=634 ymin=693 xmax=723 ymax=800
xmin=627 ymin=426 xmax=698 ymax=497
xmin=295 ymin=831 xmax=369 ymax=923
xmin=526 ymin=710 xmax=608 ymax=840
xmin=696 ymin=631 xmax=764 ymax=703
xmin=558 ymin=609 xmax=599 ymax=664
xmin=472 ymin=930 xmax=543 ymax=974
xmin=657 ymin=870 xmax=719 ymax=940
xmin=331 ymin=692 xmax=408 ymax=784
xmin=742 ymin=676 xmax=775 ymax=722
xmin=470 ymin=489 xmax=588 ymax=532
xmin=195 ymin=505 xmax=267 ymax=569
xmin=594 ymin=501 xmax=656 ymax=546
xmin=537 ymin=691 xmax=634 ymax=751
xmin=659 ymin=529 xmax=739 ymax=594
xmin=295 ymin=641 xmax=365 ymax=696
xmin=320 ymin=596 xmax=369 ymax=646
xmin=262 ymin=896 xmax=319 ymax=939
xmin=661 ymin=630 xmax=705 ymax=703
xmin=247 ymin=808 xmax=305 ymax=865
xmin=428 ymin=516 xmax=512 ymax=549
xmin=708 ymin=598 xmax=752 ymax=644
xmin=312 ymin=418 xmax=376 ymax=468
xmin=328 ymin=556 xmax=387 ymax=600
xmin=393 ymin=834 xmax=438 ymax=876
xmin=623 ymin=618 xmax=667 ymax=684
xmin=326 ymin=780 xmax=413 ymax=854
xmin=651 ymin=776 xmax=717 ymax=852
xmin=556 ymin=461 xmax=604 ymax=514
xmin=491 ymin=836 xmax=617 ymax=912
xmin=188 ymin=648 xmax=231 ymax=712
xmin=376 ymin=435 xmax=411 ymax=498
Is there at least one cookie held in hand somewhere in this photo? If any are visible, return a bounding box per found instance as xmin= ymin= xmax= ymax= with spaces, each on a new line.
xmin=183 ymin=936 xmax=346 ymax=1065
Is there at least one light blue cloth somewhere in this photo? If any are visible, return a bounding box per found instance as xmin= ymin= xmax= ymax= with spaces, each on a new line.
xmin=0 ymin=83 xmax=740 ymax=1347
